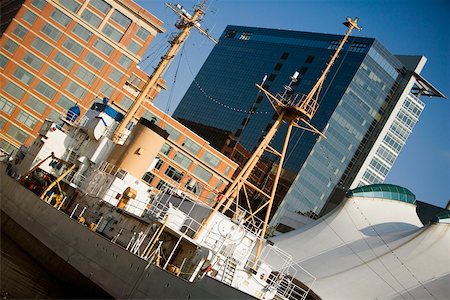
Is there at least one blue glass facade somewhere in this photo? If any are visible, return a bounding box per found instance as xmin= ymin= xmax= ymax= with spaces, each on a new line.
xmin=173 ymin=25 xmax=414 ymax=225
xmin=174 ymin=26 xmax=375 ymax=171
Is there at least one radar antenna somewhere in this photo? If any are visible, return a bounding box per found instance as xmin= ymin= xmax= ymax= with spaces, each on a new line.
xmin=113 ymin=1 xmax=217 ymax=143
xmin=194 ymin=17 xmax=362 ymax=261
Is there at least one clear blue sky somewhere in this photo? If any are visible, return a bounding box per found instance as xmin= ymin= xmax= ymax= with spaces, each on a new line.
xmin=137 ymin=0 xmax=450 ymax=208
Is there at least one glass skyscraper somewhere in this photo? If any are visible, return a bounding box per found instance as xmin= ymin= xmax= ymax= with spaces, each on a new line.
xmin=173 ymin=25 xmax=444 ymax=230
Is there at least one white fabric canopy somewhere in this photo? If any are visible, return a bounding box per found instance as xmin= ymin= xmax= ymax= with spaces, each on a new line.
xmin=268 ymin=196 xmax=450 ymax=299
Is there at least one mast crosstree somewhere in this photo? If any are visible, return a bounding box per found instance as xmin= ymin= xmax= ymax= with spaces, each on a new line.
xmin=113 ymin=1 xmax=217 ymax=142
xmin=195 ymin=17 xmax=362 ymax=260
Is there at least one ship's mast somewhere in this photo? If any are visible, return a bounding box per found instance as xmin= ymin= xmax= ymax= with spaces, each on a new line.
xmin=194 ymin=17 xmax=361 ymax=260
xmin=113 ymin=1 xmax=217 ymax=142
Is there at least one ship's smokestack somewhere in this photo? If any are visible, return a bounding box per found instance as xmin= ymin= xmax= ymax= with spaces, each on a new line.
xmin=106 ymin=118 xmax=169 ymax=179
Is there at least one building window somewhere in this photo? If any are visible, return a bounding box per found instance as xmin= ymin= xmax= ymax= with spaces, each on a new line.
xmin=13 ymin=66 xmax=34 ymax=85
xmin=224 ymin=30 xmax=237 ymax=39
xmin=41 ymin=23 xmax=62 ymax=41
xmin=280 ymin=52 xmax=289 ymax=60
xmin=136 ymin=27 xmax=150 ymax=41
xmin=142 ymin=172 xmax=155 ymax=185
xmin=7 ymin=125 xmax=29 ymax=143
xmin=108 ymin=68 xmax=123 ymax=82
xmin=84 ymin=52 xmax=105 ymax=69
xmin=72 ymin=24 xmax=92 ymax=42
xmin=165 ymin=166 xmax=183 ymax=183
xmin=127 ymin=40 xmax=142 ymax=55
xmin=193 ymin=165 xmax=212 ymax=183
xmin=94 ymin=39 xmax=114 ymax=56
xmin=13 ymin=24 xmax=27 ymax=39
xmin=46 ymin=110 xmax=61 ymax=123
xmin=35 ymin=81 xmax=56 ymax=99
xmin=156 ymin=179 xmax=170 ymax=191
xmin=66 ymin=81 xmax=86 ymax=98
xmin=141 ymin=110 xmax=159 ymax=123
xmin=154 ymin=159 xmax=164 ymax=170
xmin=305 ymin=55 xmax=314 ymax=64
xmin=268 ymin=74 xmax=276 ymax=82
xmin=120 ymin=96 xmax=133 ymax=110
xmin=60 ymin=0 xmax=81 ymax=13
xmin=90 ymin=0 xmax=111 ymax=14
xmin=22 ymin=10 xmax=38 ymax=24
xmin=4 ymin=82 xmax=25 ymax=99
xmin=111 ymin=10 xmax=131 ymax=29
xmin=57 ymin=95 xmax=75 ymax=110
xmin=163 ymin=124 xmax=181 ymax=142
xmin=349 ymin=43 xmax=367 ymax=53
xmin=54 ymin=52 xmax=75 ymax=71
xmin=51 ymin=9 xmax=71 ymax=27
xmin=118 ymin=54 xmax=132 ymax=69
xmin=63 ymin=38 xmax=83 ymax=56
xmin=102 ymin=24 xmax=123 ymax=42
xmin=45 ymin=66 xmax=66 ymax=85
xmin=0 ymin=96 xmax=16 ymax=115
xmin=185 ymin=178 xmax=202 ymax=195
xmin=160 ymin=143 xmax=172 ymax=156
xmin=328 ymin=40 xmax=339 ymax=50
xmin=4 ymin=39 xmax=18 ymax=54
xmin=16 ymin=111 xmax=38 ymax=129
xmin=81 ymin=9 xmax=102 ymax=27
xmin=0 ymin=116 xmax=7 ymax=130
xmin=239 ymin=31 xmax=252 ymax=41
xmin=182 ymin=138 xmax=200 ymax=155
xmin=274 ymin=63 xmax=283 ymax=71
xmin=32 ymin=37 xmax=52 ymax=56
xmin=0 ymin=54 xmax=8 ymax=69
xmin=173 ymin=152 xmax=193 ymax=169
xmin=23 ymin=52 xmax=43 ymax=70
xmin=128 ymin=74 xmax=143 ymax=86
xmin=99 ymin=82 xmax=114 ymax=98
xmin=201 ymin=151 xmax=220 ymax=168
xmin=25 ymin=95 xmax=47 ymax=114
xmin=299 ymin=67 xmax=308 ymax=75
xmin=32 ymin=0 xmax=46 ymax=10
xmin=75 ymin=66 xmax=95 ymax=84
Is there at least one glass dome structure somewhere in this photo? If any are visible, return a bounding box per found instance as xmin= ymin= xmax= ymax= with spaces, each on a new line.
xmin=347 ymin=184 xmax=416 ymax=204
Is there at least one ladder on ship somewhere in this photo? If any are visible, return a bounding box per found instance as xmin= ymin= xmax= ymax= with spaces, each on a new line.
xmin=222 ymin=258 xmax=237 ymax=286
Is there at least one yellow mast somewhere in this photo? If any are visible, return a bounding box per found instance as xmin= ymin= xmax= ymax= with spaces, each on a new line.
xmin=113 ymin=1 xmax=217 ymax=143
xmin=194 ymin=17 xmax=361 ymax=260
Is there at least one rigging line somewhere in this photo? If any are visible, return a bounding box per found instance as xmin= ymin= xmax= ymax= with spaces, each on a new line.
xmin=317 ymin=216 xmax=409 ymax=300
xmin=343 ymin=203 xmax=418 ymax=300
xmin=284 ymin=127 xmax=306 ymax=163
xmin=352 ymin=202 xmax=438 ymax=299
xmin=184 ymin=54 xmax=270 ymax=115
xmin=318 ymin=35 xmax=357 ymax=105
xmin=139 ymin=34 xmax=170 ymax=65
xmin=285 ymin=36 xmax=359 ymax=200
xmin=282 ymin=36 xmax=357 ymax=166
xmin=164 ymin=43 xmax=185 ymax=118
xmin=140 ymin=43 xmax=171 ymax=72
xmin=318 ymin=139 xmax=337 ymax=185
xmin=230 ymin=78 xmax=269 ymax=157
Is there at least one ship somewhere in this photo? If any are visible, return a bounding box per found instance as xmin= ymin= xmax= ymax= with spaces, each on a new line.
xmin=2 ymin=1 xmax=448 ymax=298
xmin=2 ymin=2 xmax=335 ymax=298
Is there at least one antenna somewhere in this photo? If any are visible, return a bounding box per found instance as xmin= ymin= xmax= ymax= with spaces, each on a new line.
xmin=113 ymin=1 xmax=217 ymax=143
xmin=194 ymin=17 xmax=362 ymax=262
